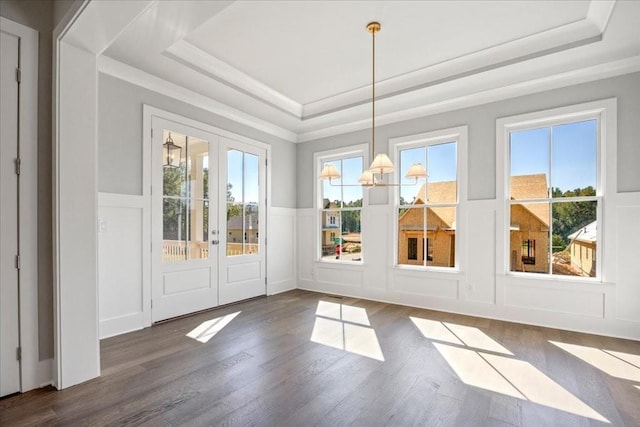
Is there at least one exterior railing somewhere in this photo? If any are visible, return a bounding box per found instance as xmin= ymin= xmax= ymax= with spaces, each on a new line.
xmin=162 ymin=240 xmax=259 ymax=262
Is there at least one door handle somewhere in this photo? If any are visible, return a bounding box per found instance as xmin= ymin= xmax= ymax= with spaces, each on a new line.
xmin=211 ymin=240 xmax=219 ymax=245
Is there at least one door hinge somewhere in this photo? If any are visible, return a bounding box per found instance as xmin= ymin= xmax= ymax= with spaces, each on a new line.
xmin=16 ymin=68 xmax=21 ymax=83
xmin=16 ymin=347 xmax=21 ymax=361
xmin=151 ymin=128 xmax=154 ymax=139
xmin=14 ymin=158 xmax=21 ymax=175
xmin=151 ymin=299 xmax=153 ymax=309
xmin=15 ymin=254 xmax=20 ymax=270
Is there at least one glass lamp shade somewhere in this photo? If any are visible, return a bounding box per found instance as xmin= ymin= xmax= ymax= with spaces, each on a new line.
xmin=405 ymin=163 xmax=428 ymax=180
xmin=319 ymin=163 xmax=341 ymax=180
xmin=163 ymin=135 xmax=182 ymax=168
xmin=358 ymin=170 xmax=375 ymax=186
xmin=369 ymin=153 xmax=395 ymax=175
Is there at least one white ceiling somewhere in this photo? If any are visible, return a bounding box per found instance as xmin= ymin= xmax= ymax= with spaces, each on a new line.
xmin=100 ymin=0 xmax=640 ymax=142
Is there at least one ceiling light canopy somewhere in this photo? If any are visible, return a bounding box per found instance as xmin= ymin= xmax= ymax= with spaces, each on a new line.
xmin=319 ymin=21 xmax=427 ymax=188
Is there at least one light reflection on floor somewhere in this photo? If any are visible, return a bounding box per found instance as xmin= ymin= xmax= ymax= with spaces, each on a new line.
xmin=310 ymin=301 xmax=384 ymax=361
xmin=550 ymin=340 xmax=640 ymax=382
xmin=186 ymin=311 xmax=241 ymax=343
xmin=411 ymin=317 xmax=609 ymax=423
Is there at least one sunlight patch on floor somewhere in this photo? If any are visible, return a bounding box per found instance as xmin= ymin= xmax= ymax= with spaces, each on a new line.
xmin=310 ymin=301 xmax=383 ymax=361
xmin=316 ymin=300 xmax=370 ymax=326
xmin=413 ymin=317 xmax=609 ymax=423
xmin=186 ymin=311 xmax=241 ymax=343
xmin=410 ymin=317 xmax=512 ymax=355
xmin=549 ymin=341 xmax=640 ymax=382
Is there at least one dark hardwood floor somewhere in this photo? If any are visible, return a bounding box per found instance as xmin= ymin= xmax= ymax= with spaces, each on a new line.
xmin=2 ymin=289 xmax=639 ymax=426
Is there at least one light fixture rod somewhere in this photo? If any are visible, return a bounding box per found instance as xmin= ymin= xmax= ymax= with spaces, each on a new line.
xmin=367 ymin=21 xmax=380 ymax=163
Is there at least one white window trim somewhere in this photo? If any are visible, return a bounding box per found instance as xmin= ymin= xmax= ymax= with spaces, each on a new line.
xmin=314 ymin=144 xmax=369 ymax=265
xmin=496 ymin=98 xmax=617 ymax=283
xmin=390 ymin=126 xmax=468 ymax=273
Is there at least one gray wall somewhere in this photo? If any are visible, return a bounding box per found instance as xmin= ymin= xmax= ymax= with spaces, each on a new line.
xmin=98 ymin=73 xmax=297 ymax=209
xmin=297 ymin=72 xmax=640 ymax=208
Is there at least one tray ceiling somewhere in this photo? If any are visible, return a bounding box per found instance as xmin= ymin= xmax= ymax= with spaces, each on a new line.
xmin=99 ymin=0 xmax=640 ymax=142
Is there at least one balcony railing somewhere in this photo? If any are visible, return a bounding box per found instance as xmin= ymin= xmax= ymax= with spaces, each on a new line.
xmin=162 ymin=240 xmax=259 ymax=262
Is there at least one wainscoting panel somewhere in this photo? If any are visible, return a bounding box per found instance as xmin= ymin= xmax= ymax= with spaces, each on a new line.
xmin=505 ymin=283 xmax=605 ymax=318
xmin=267 ymin=207 xmax=296 ymax=294
xmin=465 ymin=201 xmax=496 ymax=303
xmin=615 ymin=196 xmax=640 ymax=322
xmin=317 ymin=266 xmax=364 ymax=288
xmin=98 ymin=193 xmax=149 ymax=338
xmin=393 ymin=273 xmax=459 ymax=299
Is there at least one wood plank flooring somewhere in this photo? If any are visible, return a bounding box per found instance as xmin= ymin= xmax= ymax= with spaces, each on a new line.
xmin=2 ymin=289 xmax=639 ymax=426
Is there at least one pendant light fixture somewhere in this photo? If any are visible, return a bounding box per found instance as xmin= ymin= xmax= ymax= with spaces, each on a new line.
xmin=163 ymin=132 xmax=182 ymax=168
xmin=319 ymin=21 xmax=427 ymax=187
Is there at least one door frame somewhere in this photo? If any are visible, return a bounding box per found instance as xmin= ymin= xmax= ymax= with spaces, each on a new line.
xmin=0 ymin=17 xmax=40 ymax=392
xmin=142 ymin=105 xmax=271 ymax=323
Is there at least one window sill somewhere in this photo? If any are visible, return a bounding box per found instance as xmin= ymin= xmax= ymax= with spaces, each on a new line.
xmin=316 ymin=259 xmax=365 ymax=268
xmin=393 ymin=264 xmax=463 ymax=278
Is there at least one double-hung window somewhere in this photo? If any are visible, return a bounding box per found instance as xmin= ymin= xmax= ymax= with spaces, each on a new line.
xmin=394 ymin=127 xmax=466 ymax=269
xmin=498 ymin=99 xmax=614 ymax=279
xmin=317 ymin=147 xmax=366 ymax=262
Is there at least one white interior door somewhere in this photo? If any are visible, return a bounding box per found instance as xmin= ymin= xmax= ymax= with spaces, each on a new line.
xmin=0 ymin=29 xmax=21 ymax=397
xmin=151 ymin=120 xmax=219 ymax=322
xmin=219 ymin=137 xmax=267 ymax=305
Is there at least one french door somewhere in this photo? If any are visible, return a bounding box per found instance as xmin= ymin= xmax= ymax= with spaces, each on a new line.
xmin=151 ymin=118 xmax=266 ymax=322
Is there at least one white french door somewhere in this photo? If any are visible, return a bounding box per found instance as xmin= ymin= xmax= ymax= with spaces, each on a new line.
xmin=218 ymin=137 xmax=267 ymax=305
xmin=0 ymin=28 xmax=21 ymax=397
xmin=151 ymin=117 xmax=267 ymax=322
xmin=151 ymin=120 xmax=220 ymax=322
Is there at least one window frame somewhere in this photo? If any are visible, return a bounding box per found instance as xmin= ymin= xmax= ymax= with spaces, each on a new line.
xmin=496 ymin=98 xmax=617 ymax=283
xmin=391 ymin=126 xmax=468 ymax=272
xmin=314 ymin=144 xmax=369 ymax=264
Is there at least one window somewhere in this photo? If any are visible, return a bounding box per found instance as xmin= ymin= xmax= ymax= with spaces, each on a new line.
xmin=395 ymin=128 xmax=464 ymax=268
xmin=408 ymin=238 xmax=418 ymax=260
xmin=317 ymin=148 xmax=365 ymax=262
xmin=498 ymin=99 xmax=614 ymax=279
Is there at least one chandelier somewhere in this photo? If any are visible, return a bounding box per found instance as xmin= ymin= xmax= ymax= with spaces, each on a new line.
xmin=319 ymin=22 xmax=427 ymax=187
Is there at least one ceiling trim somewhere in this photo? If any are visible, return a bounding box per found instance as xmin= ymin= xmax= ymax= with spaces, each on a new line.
xmin=165 ymin=40 xmax=303 ymax=118
xmin=98 ymin=56 xmax=298 ymax=143
xmin=297 ymin=55 xmax=640 ymax=143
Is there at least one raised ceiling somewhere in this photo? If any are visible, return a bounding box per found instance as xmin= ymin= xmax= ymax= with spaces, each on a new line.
xmin=100 ymin=0 xmax=640 ymax=142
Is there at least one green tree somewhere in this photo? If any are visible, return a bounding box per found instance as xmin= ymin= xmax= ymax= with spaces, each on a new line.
xmin=551 ymin=186 xmax=597 ymax=250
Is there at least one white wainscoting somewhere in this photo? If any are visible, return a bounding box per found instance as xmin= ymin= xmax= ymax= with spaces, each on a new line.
xmin=98 ymin=193 xmax=150 ymax=338
xmin=267 ymin=207 xmax=297 ymax=294
xmin=298 ymin=195 xmax=640 ymax=340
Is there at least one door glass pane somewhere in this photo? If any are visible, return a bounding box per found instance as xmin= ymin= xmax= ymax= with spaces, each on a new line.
xmin=163 ymin=131 xmax=186 ymax=197
xmin=162 ymin=131 xmax=211 ymax=263
xmin=510 ymin=128 xmax=550 ymax=200
xmin=552 ymin=200 xmax=597 ymax=277
xmin=245 ymin=203 xmax=259 ymax=254
xmin=551 ymin=120 xmax=597 ymax=198
xmin=227 ymin=149 xmax=243 ymax=203
xmin=510 ymin=203 xmax=550 ymax=273
xmin=227 ymin=202 xmax=243 ymax=256
xmin=163 ymin=198 xmax=187 ymax=262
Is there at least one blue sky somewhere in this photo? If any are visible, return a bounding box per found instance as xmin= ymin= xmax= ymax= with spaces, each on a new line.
xmin=510 ymin=119 xmax=596 ymax=194
xmin=322 ymin=156 xmax=363 ymax=205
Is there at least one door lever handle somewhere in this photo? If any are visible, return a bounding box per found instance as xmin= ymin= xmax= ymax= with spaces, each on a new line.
xmin=211 ymin=240 xmax=219 ymax=245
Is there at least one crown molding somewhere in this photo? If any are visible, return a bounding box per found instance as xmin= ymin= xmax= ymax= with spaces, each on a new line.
xmin=297 ymin=55 xmax=640 ymax=143
xmin=165 ymin=40 xmax=303 ymax=118
xmin=98 ymin=56 xmax=297 ymax=143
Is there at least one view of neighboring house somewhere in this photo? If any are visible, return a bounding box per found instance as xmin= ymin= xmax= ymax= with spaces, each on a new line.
xmin=227 ymin=212 xmax=259 ymax=255
xmin=398 ymin=181 xmax=456 ymax=267
xmin=568 ymin=220 xmax=597 ymax=277
xmin=397 ymin=174 xmax=551 ymax=271
xmin=509 ymin=174 xmax=550 ymax=273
